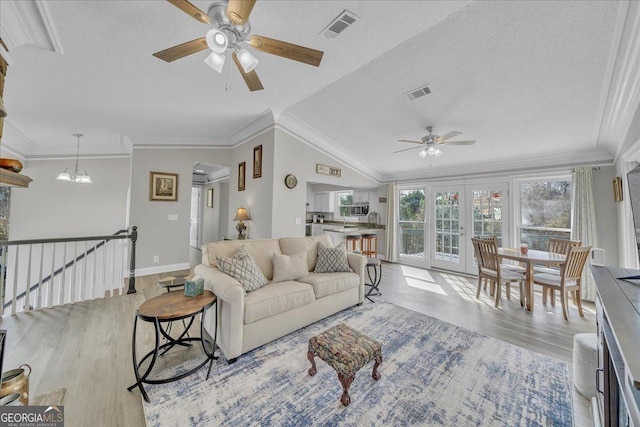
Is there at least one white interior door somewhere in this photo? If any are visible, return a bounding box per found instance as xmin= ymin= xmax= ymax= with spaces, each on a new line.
xmin=190 ymin=187 xmax=202 ymax=249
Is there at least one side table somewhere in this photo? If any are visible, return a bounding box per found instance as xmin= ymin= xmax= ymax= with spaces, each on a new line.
xmin=127 ymin=290 xmax=218 ymax=403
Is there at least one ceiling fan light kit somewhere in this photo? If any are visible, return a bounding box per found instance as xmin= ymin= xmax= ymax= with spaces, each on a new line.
xmin=394 ymin=125 xmax=475 ymax=158
xmin=156 ymin=0 xmax=324 ymax=91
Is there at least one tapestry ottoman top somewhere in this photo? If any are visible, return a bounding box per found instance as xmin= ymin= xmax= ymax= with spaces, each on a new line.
xmin=308 ymin=323 xmax=381 ymax=377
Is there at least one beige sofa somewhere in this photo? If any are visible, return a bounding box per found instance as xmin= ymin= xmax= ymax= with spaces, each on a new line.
xmin=194 ymin=234 xmax=366 ymax=362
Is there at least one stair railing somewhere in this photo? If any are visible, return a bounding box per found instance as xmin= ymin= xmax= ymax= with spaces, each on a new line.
xmin=0 ymin=226 xmax=138 ymax=316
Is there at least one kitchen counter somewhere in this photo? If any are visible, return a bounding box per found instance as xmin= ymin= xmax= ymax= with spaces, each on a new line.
xmin=307 ymin=221 xmax=385 ymax=230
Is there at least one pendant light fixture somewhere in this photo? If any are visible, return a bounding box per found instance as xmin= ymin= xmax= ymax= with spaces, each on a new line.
xmin=56 ymin=133 xmax=92 ymax=184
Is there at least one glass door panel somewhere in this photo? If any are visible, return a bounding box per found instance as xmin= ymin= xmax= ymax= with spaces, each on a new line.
xmin=431 ymin=188 xmax=465 ymax=272
xmin=398 ymin=188 xmax=427 ymax=266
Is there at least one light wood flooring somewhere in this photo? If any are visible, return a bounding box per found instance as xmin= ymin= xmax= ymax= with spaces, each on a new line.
xmin=1 ymin=259 xmax=594 ymax=426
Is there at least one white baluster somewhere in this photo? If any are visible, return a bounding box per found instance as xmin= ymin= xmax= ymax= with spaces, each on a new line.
xmin=24 ymin=244 xmax=32 ymax=312
xmin=11 ymin=246 xmax=19 ymax=315
xmin=37 ymin=243 xmax=44 ymax=310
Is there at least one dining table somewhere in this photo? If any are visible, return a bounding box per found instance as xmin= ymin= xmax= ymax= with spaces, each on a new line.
xmin=497 ymin=248 xmax=566 ymax=312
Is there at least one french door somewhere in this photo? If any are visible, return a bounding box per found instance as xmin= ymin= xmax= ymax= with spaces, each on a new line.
xmin=430 ymin=183 xmax=509 ymax=274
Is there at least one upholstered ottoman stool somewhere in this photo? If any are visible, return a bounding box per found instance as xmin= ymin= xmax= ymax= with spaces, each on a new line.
xmin=307 ymin=323 xmax=382 ymax=406
xmin=573 ymin=333 xmax=597 ymax=398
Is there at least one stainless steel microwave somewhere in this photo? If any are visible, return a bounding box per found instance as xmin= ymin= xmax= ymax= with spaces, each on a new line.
xmin=350 ymin=204 xmax=369 ymax=216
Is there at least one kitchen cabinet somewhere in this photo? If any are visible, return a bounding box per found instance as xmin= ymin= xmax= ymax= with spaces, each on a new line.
xmin=311 ymin=224 xmax=326 ymax=236
xmin=314 ymin=192 xmax=335 ymax=213
xmin=353 ymin=191 xmax=369 ymax=203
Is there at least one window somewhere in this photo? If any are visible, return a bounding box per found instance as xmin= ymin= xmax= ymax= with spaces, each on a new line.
xmin=337 ymin=191 xmax=353 ymax=217
xmin=518 ymin=177 xmax=572 ymax=250
xmin=399 ymin=188 xmax=426 ymax=257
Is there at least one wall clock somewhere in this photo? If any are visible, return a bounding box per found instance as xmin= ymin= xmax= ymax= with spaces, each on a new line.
xmin=284 ymin=174 xmax=297 ymax=189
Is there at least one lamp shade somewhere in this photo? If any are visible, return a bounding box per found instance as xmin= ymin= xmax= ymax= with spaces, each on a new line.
xmin=236 ymin=48 xmax=258 ymax=73
xmin=205 ymin=29 xmax=228 ymax=54
xmin=233 ymin=206 xmax=251 ymax=221
xmin=205 ymin=51 xmax=225 ymax=73
xmin=418 ymin=148 xmax=428 ymax=158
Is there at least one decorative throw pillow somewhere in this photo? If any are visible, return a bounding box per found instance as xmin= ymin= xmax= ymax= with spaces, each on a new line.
xmin=216 ymin=246 xmax=268 ymax=292
xmin=272 ymin=252 xmax=309 ymax=282
xmin=314 ymin=242 xmax=353 ymax=273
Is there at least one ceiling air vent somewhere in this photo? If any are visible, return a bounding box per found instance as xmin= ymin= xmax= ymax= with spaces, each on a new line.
xmin=320 ymin=10 xmax=358 ymax=39
xmin=404 ymin=85 xmax=432 ymax=101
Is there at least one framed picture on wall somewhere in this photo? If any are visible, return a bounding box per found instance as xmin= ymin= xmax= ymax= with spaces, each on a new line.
xmin=207 ymin=188 xmax=214 ymax=207
xmin=253 ymin=145 xmax=262 ymax=178
xmin=238 ymin=162 xmax=246 ymax=191
xmin=149 ymin=171 xmax=178 ymax=201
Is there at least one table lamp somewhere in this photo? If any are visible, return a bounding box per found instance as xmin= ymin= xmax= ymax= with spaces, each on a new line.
xmin=234 ymin=206 xmax=251 ymax=240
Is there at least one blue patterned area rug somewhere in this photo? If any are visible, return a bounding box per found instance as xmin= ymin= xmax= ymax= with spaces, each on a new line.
xmin=142 ymin=301 xmax=573 ymax=426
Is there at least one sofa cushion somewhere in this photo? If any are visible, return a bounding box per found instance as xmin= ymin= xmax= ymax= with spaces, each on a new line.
xmin=297 ymin=272 xmax=360 ymax=299
xmin=244 ymin=281 xmax=315 ymax=324
xmin=217 ymin=246 xmax=268 ymax=293
xmin=202 ymin=239 xmax=282 ymax=280
xmin=314 ymin=242 xmax=352 ymax=273
xmin=272 ymin=252 xmax=308 ymax=282
xmin=279 ymin=234 xmax=333 ymax=272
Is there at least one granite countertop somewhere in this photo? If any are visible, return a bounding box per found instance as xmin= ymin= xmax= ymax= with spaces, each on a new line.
xmin=307 ymin=220 xmax=385 ymax=230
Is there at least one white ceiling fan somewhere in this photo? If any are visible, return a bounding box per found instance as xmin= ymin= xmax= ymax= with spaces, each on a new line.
xmin=394 ymin=126 xmax=476 ymax=158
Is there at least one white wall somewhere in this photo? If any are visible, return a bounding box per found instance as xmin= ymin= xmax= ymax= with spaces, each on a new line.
xmin=201 ymin=180 xmax=229 ymax=244
xmin=9 ymin=157 xmax=130 ymax=239
xmin=129 ymin=148 xmax=232 ymax=272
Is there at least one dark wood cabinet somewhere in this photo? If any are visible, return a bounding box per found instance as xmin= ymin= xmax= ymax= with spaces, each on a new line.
xmin=592 ymin=266 xmax=640 ymax=427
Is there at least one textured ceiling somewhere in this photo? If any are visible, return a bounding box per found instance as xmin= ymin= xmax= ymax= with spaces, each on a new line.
xmin=0 ymin=0 xmax=630 ymax=180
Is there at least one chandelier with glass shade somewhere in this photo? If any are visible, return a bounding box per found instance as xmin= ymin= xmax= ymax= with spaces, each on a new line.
xmin=56 ymin=133 xmax=92 ymax=184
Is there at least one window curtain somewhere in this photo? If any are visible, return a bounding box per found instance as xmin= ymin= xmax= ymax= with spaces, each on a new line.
xmin=385 ymin=183 xmax=399 ymax=262
xmin=571 ymin=166 xmax=599 ymax=301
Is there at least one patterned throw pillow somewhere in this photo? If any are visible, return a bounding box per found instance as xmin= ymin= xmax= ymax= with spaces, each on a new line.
xmin=314 ymin=242 xmax=353 ymax=273
xmin=216 ymin=246 xmax=268 ymax=292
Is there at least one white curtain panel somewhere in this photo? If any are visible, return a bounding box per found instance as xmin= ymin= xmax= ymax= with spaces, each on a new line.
xmin=571 ymin=166 xmax=599 ymax=301
xmin=385 ymin=183 xmax=399 ymax=263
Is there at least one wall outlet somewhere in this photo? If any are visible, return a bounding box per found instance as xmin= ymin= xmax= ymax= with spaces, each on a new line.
xmin=295 ymin=218 xmax=302 ymax=225
xmin=168 ymin=214 xmax=178 ymax=221
xmin=153 ymin=255 xmax=159 ymax=263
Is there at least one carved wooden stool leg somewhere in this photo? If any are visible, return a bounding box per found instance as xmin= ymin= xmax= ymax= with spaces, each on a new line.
xmin=372 ymin=353 xmax=382 ymax=381
xmin=307 ymin=351 xmax=317 ymax=376
xmin=338 ymin=373 xmax=354 ymax=406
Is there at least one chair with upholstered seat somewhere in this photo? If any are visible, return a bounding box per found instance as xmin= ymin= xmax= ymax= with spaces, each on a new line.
xmin=474 ymin=235 xmax=525 ymax=295
xmin=534 ymin=238 xmax=581 ymax=305
xmin=472 ymin=237 xmax=525 ymax=308
xmin=532 ymin=245 xmax=591 ymax=321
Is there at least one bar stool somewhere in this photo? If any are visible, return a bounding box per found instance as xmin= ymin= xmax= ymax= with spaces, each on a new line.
xmin=346 ymin=234 xmax=362 ymax=253
xmin=365 ymin=258 xmax=382 ymax=303
xmin=361 ymin=233 xmax=378 ymax=258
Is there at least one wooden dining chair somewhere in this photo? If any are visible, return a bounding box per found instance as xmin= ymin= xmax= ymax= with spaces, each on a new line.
xmin=474 ymin=235 xmax=525 ymax=287
xmin=472 ymin=238 xmax=525 ymax=308
xmin=532 ymin=245 xmax=591 ymax=320
xmin=534 ymin=238 xmax=581 ymax=305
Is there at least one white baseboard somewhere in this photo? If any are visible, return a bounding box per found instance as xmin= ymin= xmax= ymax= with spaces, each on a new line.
xmin=135 ymin=262 xmax=190 ymax=277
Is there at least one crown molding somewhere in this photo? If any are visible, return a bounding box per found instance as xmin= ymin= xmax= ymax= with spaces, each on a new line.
xmin=130 ymin=135 xmax=228 ymax=147
xmin=227 ymin=109 xmax=275 ymax=146
xmin=596 ymin=1 xmax=640 ymax=159
xmin=275 ymin=111 xmax=384 ymax=182
xmin=383 ymin=147 xmax=614 ymax=183
xmin=0 ymin=0 xmax=63 ymax=53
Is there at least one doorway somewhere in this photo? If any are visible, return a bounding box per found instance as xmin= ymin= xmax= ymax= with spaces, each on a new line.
xmin=190 ymin=187 xmax=203 ymax=249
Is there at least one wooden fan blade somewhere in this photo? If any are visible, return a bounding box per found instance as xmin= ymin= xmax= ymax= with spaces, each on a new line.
xmin=227 ymin=0 xmax=257 ymax=25
xmin=397 ymin=139 xmax=424 ymax=144
xmin=394 ymin=146 xmax=424 ymax=154
xmin=249 ymin=35 xmax=323 ymax=67
xmin=436 ymin=131 xmax=462 ymax=142
xmin=232 ymin=52 xmax=264 ymax=92
xmin=153 ymin=38 xmax=208 ymax=62
xmin=167 ymin=0 xmax=211 ymax=24
xmin=443 ymin=140 xmax=476 ymax=146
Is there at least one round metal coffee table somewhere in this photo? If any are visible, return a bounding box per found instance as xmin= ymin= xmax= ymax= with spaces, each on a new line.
xmin=127 ymin=290 xmax=218 ymax=403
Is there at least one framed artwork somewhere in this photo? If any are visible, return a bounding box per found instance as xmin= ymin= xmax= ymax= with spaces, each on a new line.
xmin=149 ymin=171 xmax=178 ymax=201
xmin=207 ymin=188 xmax=214 ymax=207
xmin=253 ymin=145 xmax=262 ymax=179
xmin=238 ymin=162 xmax=246 ymax=191
xmin=613 ymin=176 xmax=623 ymax=202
